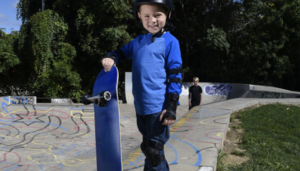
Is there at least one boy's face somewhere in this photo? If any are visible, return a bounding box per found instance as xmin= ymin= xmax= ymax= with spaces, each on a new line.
xmin=138 ymin=4 xmax=168 ymax=34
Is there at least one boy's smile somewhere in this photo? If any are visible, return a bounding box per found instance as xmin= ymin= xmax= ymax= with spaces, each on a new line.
xmin=138 ymin=4 xmax=169 ymax=35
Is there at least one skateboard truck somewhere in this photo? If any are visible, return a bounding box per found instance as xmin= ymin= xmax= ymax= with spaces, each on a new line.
xmin=82 ymin=91 xmax=111 ymax=107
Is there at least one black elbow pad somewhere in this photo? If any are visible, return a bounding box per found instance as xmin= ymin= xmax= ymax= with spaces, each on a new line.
xmin=168 ymin=66 xmax=184 ymax=85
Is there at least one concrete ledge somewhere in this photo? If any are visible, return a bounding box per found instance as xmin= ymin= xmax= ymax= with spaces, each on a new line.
xmin=124 ymin=81 xmax=300 ymax=105
xmin=188 ymin=98 xmax=300 ymax=171
xmin=0 ymin=96 xmax=36 ymax=106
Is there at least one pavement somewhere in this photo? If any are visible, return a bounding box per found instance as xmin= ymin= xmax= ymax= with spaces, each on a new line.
xmin=122 ymin=98 xmax=300 ymax=171
xmin=1 ymin=98 xmax=300 ymax=171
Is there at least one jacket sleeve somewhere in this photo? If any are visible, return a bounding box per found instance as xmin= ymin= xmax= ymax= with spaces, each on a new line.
xmin=161 ymin=37 xmax=183 ymax=121
xmin=107 ymin=37 xmax=136 ymax=64
xmin=165 ymin=38 xmax=183 ymax=96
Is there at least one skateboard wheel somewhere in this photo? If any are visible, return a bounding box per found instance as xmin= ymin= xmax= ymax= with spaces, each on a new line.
xmin=96 ymin=91 xmax=111 ymax=107
xmin=102 ymin=91 xmax=111 ymax=101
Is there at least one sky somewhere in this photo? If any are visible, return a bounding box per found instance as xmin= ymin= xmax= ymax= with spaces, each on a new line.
xmin=0 ymin=0 xmax=21 ymax=33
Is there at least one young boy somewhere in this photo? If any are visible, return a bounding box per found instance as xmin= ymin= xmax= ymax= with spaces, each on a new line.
xmin=102 ymin=0 xmax=183 ymax=170
xmin=188 ymin=77 xmax=203 ymax=110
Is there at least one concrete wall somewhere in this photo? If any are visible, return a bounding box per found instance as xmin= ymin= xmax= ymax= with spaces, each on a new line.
xmin=123 ymin=73 xmax=300 ymax=105
xmin=180 ymin=82 xmax=231 ymax=105
xmin=125 ymin=72 xmax=134 ymax=104
xmin=51 ymin=98 xmax=73 ymax=103
xmin=124 ymin=75 xmax=234 ymax=105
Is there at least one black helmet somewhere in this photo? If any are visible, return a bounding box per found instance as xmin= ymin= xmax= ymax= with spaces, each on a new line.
xmin=134 ymin=0 xmax=173 ymax=21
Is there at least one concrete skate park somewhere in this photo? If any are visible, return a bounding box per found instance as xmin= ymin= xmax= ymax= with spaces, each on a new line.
xmin=1 ymin=79 xmax=300 ymax=171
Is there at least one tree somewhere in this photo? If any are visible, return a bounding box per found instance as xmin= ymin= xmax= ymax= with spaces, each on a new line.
xmin=12 ymin=0 xmax=300 ymax=96
xmin=16 ymin=10 xmax=82 ymax=98
xmin=0 ymin=29 xmax=21 ymax=95
xmin=227 ymin=0 xmax=300 ymax=90
xmin=171 ymin=0 xmax=235 ymax=82
xmin=16 ymin=0 xmax=135 ymax=97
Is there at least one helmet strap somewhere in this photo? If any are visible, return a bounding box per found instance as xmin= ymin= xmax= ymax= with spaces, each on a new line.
xmin=151 ymin=28 xmax=164 ymax=42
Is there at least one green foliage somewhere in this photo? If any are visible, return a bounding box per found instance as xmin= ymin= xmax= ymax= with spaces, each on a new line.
xmin=48 ymin=0 xmax=134 ymax=93
xmin=17 ymin=10 xmax=82 ymax=98
xmin=227 ymin=0 xmax=300 ymax=89
xmin=0 ymin=29 xmax=20 ymax=73
xmin=4 ymin=0 xmax=300 ymax=98
xmin=15 ymin=0 xmax=135 ymax=97
xmin=206 ymin=25 xmax=230 ymax=54
xmin=0 ymin=29 xmax=21 ymax=95
xmin=171 ymin=0 xmax=234 ymax=82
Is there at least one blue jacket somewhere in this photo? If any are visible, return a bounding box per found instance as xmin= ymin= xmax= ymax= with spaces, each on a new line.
xmin=110 ymin=32 xmax=182 ymax=115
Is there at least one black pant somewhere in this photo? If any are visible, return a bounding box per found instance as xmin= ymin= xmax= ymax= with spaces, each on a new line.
xmin=189 ymin=104 xmax=199 ymax=110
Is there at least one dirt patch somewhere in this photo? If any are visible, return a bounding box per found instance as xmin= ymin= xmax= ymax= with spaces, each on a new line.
xmin=219 ymin=111 xmax=250 ymax=167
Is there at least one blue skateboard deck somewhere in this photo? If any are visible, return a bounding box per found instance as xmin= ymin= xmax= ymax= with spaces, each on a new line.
xmin=92 ymin=65 xmax=122 ymax=171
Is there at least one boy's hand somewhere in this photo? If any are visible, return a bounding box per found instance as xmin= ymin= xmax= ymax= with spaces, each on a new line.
xmin=159 ymin=109 xmax=175 ymax=125
xmin=102 ymin=58 xmax=114 ymax=72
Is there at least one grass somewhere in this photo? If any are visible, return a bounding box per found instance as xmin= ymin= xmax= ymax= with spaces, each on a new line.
xmin=220 ymin=103 xmax=300 ymax=171
xmin=216 ymin=143 xmax=227 ymax=171
xmin=230 ymin=150 xmax=245 ymax=157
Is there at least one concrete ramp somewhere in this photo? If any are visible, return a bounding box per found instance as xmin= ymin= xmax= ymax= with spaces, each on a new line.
xmin=1 ymin=83 xmax=300 ymax=171
xmin=181 ymin=82 xmax=233 ymax=105
xmin=124 ymin=74 xmax=300 ymax=105
xmin=230 ymin=84 xmax=300 ymax=99
xmin=124 ymin=73 xmax=237 ymax=105
xmin=182 ymin=83 xmax=300 ymax=104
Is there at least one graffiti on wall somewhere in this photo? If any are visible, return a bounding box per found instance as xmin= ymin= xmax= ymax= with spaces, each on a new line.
xmin=181 ymin=82 xmax=193 ymax=96
xmin=10 ymin=96 xmax=35 ymax=105
xmin=255 ymin=92 xmax=287 ymax=98
xmin=203 ymin=84 xmax=233 ymax=97
xmin=1 ymin=96 xmax=35 ymax=105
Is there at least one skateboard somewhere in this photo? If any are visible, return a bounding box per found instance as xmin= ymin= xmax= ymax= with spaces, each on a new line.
xmin=82 ymin=65 xmax=122 ymax=171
